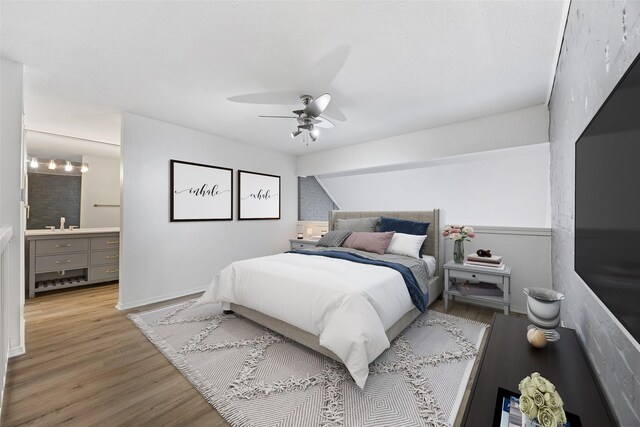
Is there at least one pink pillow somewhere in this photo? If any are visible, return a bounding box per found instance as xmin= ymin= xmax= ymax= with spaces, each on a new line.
xmin=342 ymin=231 xmax=395 ymax=255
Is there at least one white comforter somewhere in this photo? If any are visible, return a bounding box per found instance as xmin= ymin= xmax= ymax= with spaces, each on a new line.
xmin=200 ymin=252 xmax=414 ymax=388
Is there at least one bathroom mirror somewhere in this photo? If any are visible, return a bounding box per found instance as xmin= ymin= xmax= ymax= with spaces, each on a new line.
xmin=25 ymin=131 xmax=121 ymax=230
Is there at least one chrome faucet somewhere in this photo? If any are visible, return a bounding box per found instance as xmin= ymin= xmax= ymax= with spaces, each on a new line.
xmin=60 ymin=217 xmax=65 ymax=230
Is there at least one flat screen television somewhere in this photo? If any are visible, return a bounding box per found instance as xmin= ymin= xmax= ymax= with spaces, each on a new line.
xmin=575 ymin=52 xmax=640 ymax=344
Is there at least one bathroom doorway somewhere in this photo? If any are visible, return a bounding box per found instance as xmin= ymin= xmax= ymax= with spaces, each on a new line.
xmin=24 ymin=130 xmax=121 ymax=299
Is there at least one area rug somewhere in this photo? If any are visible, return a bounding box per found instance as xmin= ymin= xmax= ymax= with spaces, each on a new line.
xmin=129 ymin=299 xmax=488 ymax=427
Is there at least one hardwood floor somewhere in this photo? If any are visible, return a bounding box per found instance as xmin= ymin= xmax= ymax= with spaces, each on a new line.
xmin=2 ymin=283 xmax=227 ymax=426
xmin=2 ymin=283 xmax=518 ymax=426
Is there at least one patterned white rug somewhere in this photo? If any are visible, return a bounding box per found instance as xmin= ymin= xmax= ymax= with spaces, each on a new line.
xmin=129 ymin=299 xmax=487 ymax=427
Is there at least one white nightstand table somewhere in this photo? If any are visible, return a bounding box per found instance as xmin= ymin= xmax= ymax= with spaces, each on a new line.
xmin=443 ymin=260 xmax=512 ymax=315
xmin=289 ymin=238 xmax=319 ymax=250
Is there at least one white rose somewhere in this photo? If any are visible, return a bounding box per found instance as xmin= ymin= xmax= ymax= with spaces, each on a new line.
xmin=462 ymin=226 xmax=474 ymax=233
xmin=450 ymin=233 xmax=461 ymax=241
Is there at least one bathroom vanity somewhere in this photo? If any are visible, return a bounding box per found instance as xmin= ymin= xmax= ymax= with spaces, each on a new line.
xmin=25 ymin=228 xmax=119 ymax=298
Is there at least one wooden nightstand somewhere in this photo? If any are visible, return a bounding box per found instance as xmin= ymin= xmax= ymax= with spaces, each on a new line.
xmin=443 ymin=260 xmax=512 ymax=315
xmin=289 ymin=238 xmax=319 ymax=250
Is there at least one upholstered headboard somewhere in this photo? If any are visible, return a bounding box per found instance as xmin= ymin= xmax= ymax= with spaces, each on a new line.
xmin=328 ymin=209 xmax=441 ymax=277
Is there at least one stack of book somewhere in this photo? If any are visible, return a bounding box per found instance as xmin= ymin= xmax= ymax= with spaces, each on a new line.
xmin=464 ymin=253 xmax=505 ymax=270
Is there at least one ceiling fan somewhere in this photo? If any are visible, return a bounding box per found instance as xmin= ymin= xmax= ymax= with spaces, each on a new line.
xmin=259 ymin=93 xmax=335 ymax=144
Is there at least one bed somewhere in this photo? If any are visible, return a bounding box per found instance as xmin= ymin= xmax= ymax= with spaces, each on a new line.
xmin=200 ymin=209 xmax=443 ymax=387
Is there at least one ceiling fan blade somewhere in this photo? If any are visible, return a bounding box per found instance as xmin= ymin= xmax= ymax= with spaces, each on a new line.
xmin=258 ymin=115 xmax=298 ymax=119
xmin=309 ymin=45 xmax=351 ymax=88
xmin=304 ymin=93 xmax=331 ymax=117
xmin=322 ymin=104 xmax=347 ymax=122
xmin=315 ymin=116 xmax=335 ymax=129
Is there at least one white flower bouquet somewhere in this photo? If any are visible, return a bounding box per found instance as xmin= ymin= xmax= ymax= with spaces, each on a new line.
xmin=518 ymin=373 xmax=567 ymax=427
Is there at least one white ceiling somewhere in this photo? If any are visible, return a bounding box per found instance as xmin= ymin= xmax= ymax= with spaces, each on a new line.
xmin=1 ymin=1 xmax=567 ymax=155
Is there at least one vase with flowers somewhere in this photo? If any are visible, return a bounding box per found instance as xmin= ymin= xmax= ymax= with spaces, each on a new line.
xmin=518 ymin=373 xmax=567 ymax=427
xmin=442 ymin=225 xmax=476 ymax=263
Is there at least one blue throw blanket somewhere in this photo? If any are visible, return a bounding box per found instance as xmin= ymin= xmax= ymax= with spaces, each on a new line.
xmin=287 ymin=249 xmax=428 ymax=312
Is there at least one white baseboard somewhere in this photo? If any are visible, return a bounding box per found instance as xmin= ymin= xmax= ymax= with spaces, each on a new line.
xmin=8 ymin=345 xmax=25 ymax=358
xmin=116 ymin=285 xmax=208 ymax=311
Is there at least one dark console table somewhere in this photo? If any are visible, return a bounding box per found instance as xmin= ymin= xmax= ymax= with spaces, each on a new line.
xmin=461 ymin=314 xmax=616 ymax=427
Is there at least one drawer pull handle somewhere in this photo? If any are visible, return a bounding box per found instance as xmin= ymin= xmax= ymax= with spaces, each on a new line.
xmin=106 ymin=240 xmax=119 ymax=245
xmin=106 ymin=255 xmax=119 ymax=259
xmin=106 ymin=269 xmax=119 ymax=274
xmin=55 ymin=260 xmax=72 ymax=264
xmin=472 ymin=274 xmax=476 ymax=278
xmin=55 ymin=244 xmax=72 ymax=248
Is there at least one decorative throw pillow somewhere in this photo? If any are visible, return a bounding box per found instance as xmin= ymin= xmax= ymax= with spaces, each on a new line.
xmin=386 ymin=233 xmax=427 ymax=259
xmin=335 ymin=217 xmax=380 ymax=233
xmin=378 ymin=216 xmax=430 ymax=235
xmin=316 ymin=230 xmax=352 ymax=248
xmin=342 ymin=231 xmax=395 ymax=255
xmin=378 ymin=216 xmax=430 ymax=255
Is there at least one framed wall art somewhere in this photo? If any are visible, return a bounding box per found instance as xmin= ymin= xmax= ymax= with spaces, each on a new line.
xmin=238 ymin=170 xmax=281 ymax=220
xmin=170 ymin=159 xmax=233 ymax=221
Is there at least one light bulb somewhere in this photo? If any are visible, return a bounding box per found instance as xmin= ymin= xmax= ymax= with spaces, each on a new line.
xmin=310 ymin=128 xmax=319 ymax=138
xmin=30 ymin=157 xmax=39 ymax=169
xmin=48 ymin=160 xmax=56 ymax=170
xmin=65 ymin=161 xmax=73 ymax=172
xmin=80 ymin=163 xmax=88 ymax=173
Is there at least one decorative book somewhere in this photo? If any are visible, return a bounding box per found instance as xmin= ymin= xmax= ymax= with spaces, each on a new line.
xmin=467 ymin=254 xmax=503 ymax=264
xmin=464 ymin=261 xmax=506 ymax=270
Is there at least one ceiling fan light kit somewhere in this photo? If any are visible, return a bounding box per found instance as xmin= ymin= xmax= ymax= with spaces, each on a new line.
xmin=259 ymin=93 xmax=336 ymax=145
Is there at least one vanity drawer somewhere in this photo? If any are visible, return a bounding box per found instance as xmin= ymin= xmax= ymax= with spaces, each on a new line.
xmin=35 ymin=253 xmax=88 ymax=273
xmin=448 ymin=269 xmax=504 ymax=284
xmin=90 ymin=265 xmax=119 ymax=281
xmin=36 ymin=238 xmax=89 ymax=255
xmin=91 ymin=236 xmax=120 ymax=251
xmin=90 ymin=250 xmax=119 ymax=266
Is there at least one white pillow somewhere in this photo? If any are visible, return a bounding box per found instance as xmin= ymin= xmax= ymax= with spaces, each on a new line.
xmin=385 ymin=232 xmax=427 ymax=259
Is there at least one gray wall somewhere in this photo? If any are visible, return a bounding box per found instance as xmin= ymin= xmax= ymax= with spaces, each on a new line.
xmin=27 ymin=173 xmax=81 ymax=229
xmin=298 ymin=176 xmax=337 ymax=221
xmin=549 ymin=1 xmax=640 ymax=425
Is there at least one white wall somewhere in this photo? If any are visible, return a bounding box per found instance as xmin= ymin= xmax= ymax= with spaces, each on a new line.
xmin=549 ymin=1 xmax=640 ymax=424
xmin=119 ymin=113 xmax=297 ymax=309
xmin=0 ymin=57 xmax=25 ymax=357
xmin=80 ymin=154 xmax=120 ymax=228
xmin=319 ymin=143 xmax=551 ymax=228
xmin=298 ymin=105 xmax=549 ymax=177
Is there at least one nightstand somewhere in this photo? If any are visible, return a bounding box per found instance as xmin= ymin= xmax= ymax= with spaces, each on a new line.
xmin=443 ymin=260 xmax=512 ymax=315
xmin=289 ymin=238 xmax=319 ymax=250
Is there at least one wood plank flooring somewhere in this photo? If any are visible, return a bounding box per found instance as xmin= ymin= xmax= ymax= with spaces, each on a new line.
xmin=2 ymin=283 xmax=518 ymax=426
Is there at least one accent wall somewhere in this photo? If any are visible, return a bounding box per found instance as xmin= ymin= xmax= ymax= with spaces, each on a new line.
xmin=549 ymin=1 xmax=640 ymax=424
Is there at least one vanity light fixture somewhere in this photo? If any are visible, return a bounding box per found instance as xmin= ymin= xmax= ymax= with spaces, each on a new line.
xmin=29 ymin=157 xmax=39 ymax=169
xmin=80 ymin=163 xmax=89 ymax=173
xmin=64 ymin=161 xmax=73 ymax=172
xmin=48 ymin=159 xmax=56 ymax=170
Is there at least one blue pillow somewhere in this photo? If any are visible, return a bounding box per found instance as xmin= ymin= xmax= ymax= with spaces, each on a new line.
xmin=378 ymin=216 xmax=430 ymax=236
xmin=379 ymin=217 xmax=430 ymax=256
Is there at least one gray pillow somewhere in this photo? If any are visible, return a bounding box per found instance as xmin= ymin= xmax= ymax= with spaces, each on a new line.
xmin=316 ymin=230 xmax=352 ymax=248
xmin=335 ymin=217 xmax=380 ymax=232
